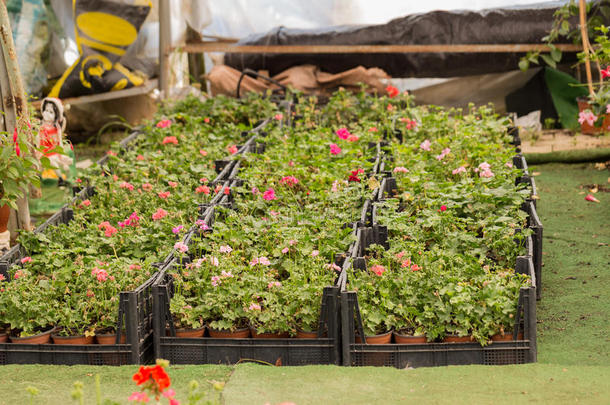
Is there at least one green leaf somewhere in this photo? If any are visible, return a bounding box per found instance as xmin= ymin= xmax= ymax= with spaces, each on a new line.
xmin=540 ymin=54 xmax=556 ymax=69
xmin=550 ymin=47 xmax=562 ymax=62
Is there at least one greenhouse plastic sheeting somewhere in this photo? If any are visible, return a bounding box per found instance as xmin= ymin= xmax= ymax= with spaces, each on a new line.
xmin=225 ymin=3 xmax=579 ymax=78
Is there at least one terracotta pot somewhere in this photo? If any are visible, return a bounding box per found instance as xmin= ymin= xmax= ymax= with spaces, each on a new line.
xmin=0 ymin=332 xmax=8 ymax=343
xmin=0 ymin=203 xmax=9 ymax=233
xmin=96 ymin=333 xmax=127 ymax=345
xmin=208 ymin=327 xmax=250 ymax=339
xmin=355 ymin=330 xmax=392 ymax=344
xmin=443 ymin=334 xmax=474 ymax=343
xmin=393 ymin=331 xmax=427 ymax=344
xmin=175 ymin=326 xmax=206 ymax=338
xmin=491 ymin=332 xmax=524 ymax=342
xmin=295 ymin=329 xmax=319 ymax=339
xmin=52 ymin=333 xmax=94 ymax=345
xmin=250 ymin=328 xmax=290 ymax=339
xmin=10 ymin=327 xmax=56 ymax=344
xmin=577 ymin=98 xmax=610 ymax=134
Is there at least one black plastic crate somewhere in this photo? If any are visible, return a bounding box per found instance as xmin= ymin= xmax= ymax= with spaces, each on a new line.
xmin=523 ymin=201 xmax=543 ymax=300
xmin=152 ymin=270 xmax=341 ymax=366
xmin=341 ymin=242 xmax=537 ymax=367
xmin=0 ymin=271 xmax=158 ymax=365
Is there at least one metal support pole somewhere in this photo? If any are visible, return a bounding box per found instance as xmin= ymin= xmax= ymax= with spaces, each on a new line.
xmin=158 ymin=0 xmax=171 ymax=98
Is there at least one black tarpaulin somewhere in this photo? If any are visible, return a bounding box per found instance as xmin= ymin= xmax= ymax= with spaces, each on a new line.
xmin=224 ymin=2 xmax=579 ymax=78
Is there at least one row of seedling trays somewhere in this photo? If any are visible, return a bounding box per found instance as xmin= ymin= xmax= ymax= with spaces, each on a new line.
xmin=0 ymin=120 xmax=271 ymax=365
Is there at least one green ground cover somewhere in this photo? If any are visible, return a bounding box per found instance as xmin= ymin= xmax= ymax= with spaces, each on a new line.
xmin=1 ymin=162 xmax=608 ymax=404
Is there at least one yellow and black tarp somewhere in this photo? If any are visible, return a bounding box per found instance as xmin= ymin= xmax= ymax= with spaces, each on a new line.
xmin=48 ymin=0 xmax=150 ymax=98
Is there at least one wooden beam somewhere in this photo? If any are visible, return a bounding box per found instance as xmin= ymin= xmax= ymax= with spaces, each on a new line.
xmin=177 ymin=42 xmax=583 ymax=54
xmin=158 ymin=0 xmax=171 ymax=98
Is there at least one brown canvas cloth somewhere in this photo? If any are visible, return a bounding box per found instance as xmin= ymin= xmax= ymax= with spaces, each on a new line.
xmin=208 ymin=64 xmax=389 ymax=97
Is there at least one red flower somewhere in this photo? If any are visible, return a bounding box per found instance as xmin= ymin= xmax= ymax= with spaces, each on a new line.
xmin=386 ymin=85 xmax=399 ymax=98
xmin=440 ymin=205 xmax=447 ymax=212
xmin=602 ymin=66 xmax=610 ymax=78
xmin=133 ymin=366 xmax=152 ymax=385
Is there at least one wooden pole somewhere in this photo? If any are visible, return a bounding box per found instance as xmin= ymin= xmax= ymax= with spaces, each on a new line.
xmin=0 ymin=0 xmax=35 ymax=232
xmin=579 ymin=0 xmax=594 ymax=96
xmin=159 ymin=0 xmax=170 ymax=98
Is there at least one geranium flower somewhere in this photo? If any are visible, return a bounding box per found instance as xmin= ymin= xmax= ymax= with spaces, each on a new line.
xmin=505 ymin=162 xmax=513 ymax=168
xmin=329 ymin=143 xmax=341 ymax=155
xmin=172 ymin=225 xmax=184 ymax=234
xmin=21 ymin=257 xmax=32 ymax=264
xmin=420 ymin=139 xmax=431 ymax=151
xmin=281 ymin=247 xmax=289 ymax=254
xmin=199 ymin=177 xmax=208 ymax=184
xmin=219 ymin=245 xmax=232 ymax=253
xmin=13 ymin=270 xmax=24 ymax=279
xmin=452 ymin=166 xmax=467 ymax=175
xmin=251 ymin=187 xmax=259 ymax=195
xmin=156 ymin=119 xmax=172 ymax=128
xmin=336 ymin=128 xmax=350 ymax=140
xmin=387 ymin=104 xmax=393 ymax=111
xmin=128 ymin=391 xmax=149 ymax=403
xmin=401 ymin=258 xmax=412 ymax=268
xmin=168 ymin=181 xmax=178 ymax=188
xmin=436 ymin=147 xmax=451 ymax=161
xmin=440 ymin=205 xmax=447 ymax=212
xmin=311 ymin=250 xmax=319 ymax=257
xmin=223 ymin=187 xmax=231 ymax=195
xmin=263 ymin=188 xmax=277 ymax=201
xmin=129 ymin=264 xmax=141 ymax=270
xmin=211 ymin=275 xmax=221 ymax=287
xmin=152 ymin=208 xmax=168 ymax=221
xmin=405 ymin=119 xmax=417 ymax=130
xmin=274 ymin=113 xmax=283 ymax=120
xmin=158 ymin=191 xmax=171 ymax=199
xmin=120 ymin=182 xmax=135 ymax=191
xmin=86 ymin=290 xmax=94 ymax=298
xmin=386 ymin=85 xmax=399 ymax=98
xmin=13 ymin=128 xmax=20 ymax=156
xmin=325 ymin=263 xmax=341 ymax=272
xmin=348 ymin=169 xmax=362 ymax=182
xmin=368 ymin=127 xmax=378 ymax=132
xmin=347 ymin=134 xmax=359 ymax=142
xmin=199 ymin=149 xmax=207 ymax=156
xmin=279 ymin=176 xmax=299 ymax=186
xmin=210 ymin=256 xmax=219 ymax=266
xmin=162 ymin=136 xmax=178 ymax=145
xmin=268 ymin=281 xmax=282 ymax=289
xmin=410 ymin=264 xmax=421 ymax=271
xmin=195 ymin=185 xmax=210 ymax=194
xmin=393 ymin=167 xmax=408 ymax=173
xmin=107 ymin=150 xmax=117 ymax=156
xmin=81 ymin=199 xmax=91 ymax=207
xmin=602 ymin=66 xmax=610 ymax=78
xmin=227 ymin=144 xmax=238 ymax=154
xmin=249 ymin=303 xmax=261 ymax=311
xmin=396 ymin=251 xmax=406 ymax=259
xmin=142 ymin=183 xmax=153 ymax=192
xmin=204 ymin=117 xmax=210 ymax=123
xmin=173 ymin=242 xmax=188 ymax=253
xmin=136 ymin=154 xmax=145 ymax=161
xmin=371 ymin=264 xmax=386 ymax=276
xmin=578 ymin=110 xmax=597 ymax=126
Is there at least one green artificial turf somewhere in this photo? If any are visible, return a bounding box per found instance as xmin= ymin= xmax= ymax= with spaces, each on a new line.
xmin=1 ymin=163 xmax=608 ymax=404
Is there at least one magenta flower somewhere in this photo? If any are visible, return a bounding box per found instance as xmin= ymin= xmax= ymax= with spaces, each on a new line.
xmin=251 ymin=186 xmax=259 ymax=195
xmin=420 ymin=139 xmax=431 ymax=151
xmin=172 ymin=225 xmax=184 ymax=234
xmin=336 ymin=128 xmax=350 ymax=140
xmin=329 ymin=143 xmax=341 ymax=155
xmin=279 ymin=176 xmax=299 ymax=186
xmin=262 ymin=188 xmax=277 ymax=201
xmin=440 ymin=205 xmax=447 ymax=212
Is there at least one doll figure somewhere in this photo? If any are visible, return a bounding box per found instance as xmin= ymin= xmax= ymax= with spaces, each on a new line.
xmin=39 ymin=97 xmax=72 ymax=179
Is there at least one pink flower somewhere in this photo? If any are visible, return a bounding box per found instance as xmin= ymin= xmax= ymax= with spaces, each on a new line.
xmin=325 ymin=263 xmax=342 ymax=272
xmin=289 ymin=240 xmax=297 ymax=246
xmin=368 ymin=127 xmax=378 ymax=132
xmin=204 ymin=117 xmax=210 ymax=123
xmin=387 ymin=104 xmax=393 ymax=111
xmin=81 ymin=199 xmax=91 ymax=207
xmin=92 ymin=267 xmax=109 ymax=282
xmin=107 ymin=150 xmax=117 ymax=156
xmin=393 ymin=166 xmax=408 ymax=173
xmin=311 ymin=250 xmax=319 ymax=257
xmin=219 ymin=245 xmax=232 ymax=253
xmin=347 ymin=134 xmax=359 ymax=142
xmin=136 ymin=154 xmax=145 ymax=161
xmin=478 ymin=162 xmax=494 ymax=178
xmin=435 ymin=148 xmax=451 ymax=161
xmin=128 ymin=391 xmax=150 ymax=403
xmin=210 ymin=256 xmax=219 ymax=266
xmin=263 ymin=188 xmax=277 ymax=201
xmin=228 ymin=144 xmax=238 ymax=154
xmin=420 ymin=140 xmax=431 ymax=151
xmin=158 ymin=191 xmax=171 ymax=199
xmin=156 ymin=119 xmax=172 ymax=128
xmin=0 ymin=274 xmax=5 ymax=281
xmin=440 ymin=205 xmax=447 ymax=212
xmin=405 ymin=119 xmax=418 ymax=130
xmin=505 ymin=162 xmax=514 ymax=168
xmin=86 ymin=290 xmax=94 ymax=298
xmin=480 ymin=170 xmax=495 ymax=178
xmin=221 ymin=270 xmax=233 ymax=278
xmin=250 ymin=256 xmax=270 ymax=266
xmin=211 ymin=275 xmax=221 ymax=287
xmin=174 ymin=242 xmax=188 ymax=253
xmin=75 ymin=178 xmax=82 ymax=183
xmin=249 ymin=303 xmax=261 ymax=311
xmin=112 ymin=175 xmax=119 ymax=182
xmin=331 ymin=180 xmax=340 ymax=192
xmin=279 ymin=176 xmax=299 ymax=186
xmin=162 ymin=389 xmax=177 ymax=400
xmin=270 ymin=210 xmax=279 ymax=217
xmin=578 ymin=110 xmax=597 ymax=126
xmin=452 ymin=166 xmax=467 ymax=175
xmin=336 ymin=128 xmax=351 ymax=140
xmin=401 ymin=258 xmax=412 ymax=268
xmin=386 ymin=85 xmax=399 ymax=98
xmin=281 ymin=247 xmax=289 ymax=254
xmin=396 ymin=251 xmax=406 ymax=259
xmin=129 ymin=264 xmax=141 ymax=270
xmin=120 ymin=182 xmax=134 ymax=191
xmin=196 ymin=185 xmax=210 ymax=194
xmin=329 ymin=143 xmax=341 ymax=155
xmin=585 ymin=194 xmax=600 ymax=203
xmin=251 ymin=187 xmax=259 ymax=195
xmin=21 ymin=256 xmax=32 ymax=264
xmin=602 ymin=66 xmax=610 ymax=78
xmin=102 ymin=224 xmax=118 ymax=237
xmin=288 ymin=160 xmax=295 ymax=167
xmin=268 ymin=281 xmax=282 ymax=289
xmin=214 ymin=184 xmax=222 ymax=194
xmin=199 ymin=149 xmax=208 ymax=156
xmin=13 ymin=270 xmax=24 ymax=279
xmin=152 ymin=208 xmax=168 ymax=221
xmin=168 ymin=181 xmax=178 ymax=188
xmin=142 ymin=183 xmax=153 ymax=192
xmin=410 ymin=264 xmax=421 ymax=271
xmin=371 ymin=264 xmax=386 ymax=276
xmin=224 ymin=187 xmax=231 ymax=195
xmin=607 ymin=104 xmax=610 ymax=114
xmin=162 ymin=136 xmax=178 ymax=145
xmin=274 ymin=113 xmax=283 ymax=120
xmin=172 ymin=225 xmax=184 ymax=234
